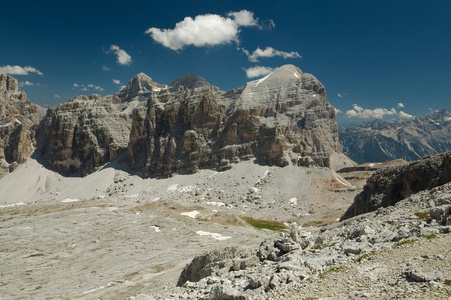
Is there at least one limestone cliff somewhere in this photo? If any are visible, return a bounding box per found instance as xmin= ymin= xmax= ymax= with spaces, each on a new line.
xmin=341 ymin=151 xmax=451 ymax=220
xmin=0 ymin=74 xmax=39 ymax=177
xmin=36 ymin=73 xmax=161 ymax=176
xmin=128 ymin=65 xmax=342 ymax=176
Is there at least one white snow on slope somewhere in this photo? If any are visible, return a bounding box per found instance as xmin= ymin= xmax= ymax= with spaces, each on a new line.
xmin=196 ymin=230 xmax=231 ymax=241
xmin=181 ymin=211 xmax=199 ymax=219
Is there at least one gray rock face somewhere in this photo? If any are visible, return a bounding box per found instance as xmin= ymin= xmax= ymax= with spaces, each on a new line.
xmin=116 ymin=72 xmax=167 ymax=102
xmin=36 ymin=73 xmax=161 ymax=176
xmin=167 ymin=73 xmax=214 ymax=92
xmin=341 ymin=151 xmax=451 ymax=220
xmin=0 ymin=74 xmax=39 ymax=177
xmin=37 ymin=94 xmax=132 ymax=175
xmin=340 ymin=109 xmax=451 ymax=164
xmin=129 ymin=65 xmax=341 ymax=177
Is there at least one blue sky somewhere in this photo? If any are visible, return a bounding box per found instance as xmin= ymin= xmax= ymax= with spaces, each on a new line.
xmin=1 ymin=0 xmax=450 ymax=125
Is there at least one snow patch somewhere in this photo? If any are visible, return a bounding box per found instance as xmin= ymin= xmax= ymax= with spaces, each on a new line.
xmin=151 ymin=226 xmax=161 ymax=233
xmin=181 ymin=210 xmax=199 ymax=219
xmin=167 ymin=184 xmax=178 ymax=192
xmin=0 ymin=202 xmax=27 ymax=208
xmin=289 ymin=198 xmax=298 ymax=205
xmin=294 ymin=72 xmax=299 ymax=79
xmin=196 ymin=231 xmax=232 ymax=241
xmin=206 ymin=201 xmax=226 ymax=207
xmin=255 ymin=73 xmax=271 ymax=87
xmin=61 ymin=198 xmax=79 ymax=203
xmin=124 ymin=194 xmax=139 ymax=198
xmin=178 ymin=186 xmax=195 ymax=193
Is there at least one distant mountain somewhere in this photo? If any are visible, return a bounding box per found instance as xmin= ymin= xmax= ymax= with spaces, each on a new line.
xmin=340 ymin=109 xmax=451 ymax=164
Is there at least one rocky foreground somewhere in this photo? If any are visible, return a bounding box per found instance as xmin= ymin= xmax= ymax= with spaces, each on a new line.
xmin=135 ymin=181 xmax=451 ymax=300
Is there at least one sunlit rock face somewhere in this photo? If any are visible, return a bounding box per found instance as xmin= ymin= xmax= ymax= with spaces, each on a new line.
xmin=36 ymin=73 xmax=163 ymax=176
xmin=129 ymin=65 xmax=342 ymax=176
xmin=0 ymin=74 xmax=39 ymax=177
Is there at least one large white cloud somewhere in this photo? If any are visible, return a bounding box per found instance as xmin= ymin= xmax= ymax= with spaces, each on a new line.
xmin=245 ymin=47 xmax=302 ymax=62
xmin=0 ymin=65 xmax=43 ymax=76
xmin=145 ymin=10 xmax=259 ymax=51
xmin=244 ymin=66 xmax=274 ymax=78
xmin=345 ymin=104 xmax=397 ymax=119
xmin=109 ymin=45 xmax=132 ymax=66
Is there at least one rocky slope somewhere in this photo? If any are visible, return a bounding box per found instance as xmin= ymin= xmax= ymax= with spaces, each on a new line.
xmin=135 ymin=153 xmax=451 ymax=300
xmin=129 ymin=65 xmax=344 ymax=177
xmin=341 ymin=151 xmax=451 ymax=220
xmin=0 ymin=74 xmax=39 ymax=178
xmin=340 ymin=109 xmax=451 ymax=164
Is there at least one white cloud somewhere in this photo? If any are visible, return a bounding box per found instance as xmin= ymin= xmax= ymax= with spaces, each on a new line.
xmin=227 ymin=10 xmax=258 ymax=27
xmin=109 ymin=44 xmax=132 ymax=66
xmin=397 ymin=102 xmax=405 ymax=108
xmin=145 ymin=10 xmax=259 ymax=51
xmin=74 ymin=83 xmax=104 ymax=92
xmin=54 ymin=94 xmax=61 ymax=99
xmin=335 ymin=108 xmax=342 ymax=114
xmin=102 ymin=65 xmax=111 ymax=71
xmin=0 ymin=65 xmax=43 ymax=76
xmin=345 ymin=104 xmax=397 ymax=119
xmin=399 ymin=110 xmax=413 ymax=119
xmin=19 ymin=81 xmax=35 ymax=87
xmin=113 ymin=79 xmax=121 ymax=85
xmin=244 ymin=66 xmax=274 ymax=78
xmin=337 ymin=93 xmax=343 ymax=98
xmin=245 ymin=47 xmax=302 ymax=62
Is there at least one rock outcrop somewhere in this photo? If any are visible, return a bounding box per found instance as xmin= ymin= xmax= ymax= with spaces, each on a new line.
xmin=340 ymin=109 xmax=451 ymax=164
xmin=144 ymin=181 xmax=451 ymax=299
xmin=37 ymin=73 xmax=162 ymax=176
xmin=0 ymin=74 xmax=39 ymax=177
xmin=128 ymin=65 xmax=342 ymax=176
xmin=341 ymin=151 xmax=451 ymax=220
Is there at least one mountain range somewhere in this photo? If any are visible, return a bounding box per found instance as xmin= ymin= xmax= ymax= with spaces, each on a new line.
xmin=1 ymin=64 xmax=354 ymax=178
xmin=340 ymin=109 xmax=451 ymax=164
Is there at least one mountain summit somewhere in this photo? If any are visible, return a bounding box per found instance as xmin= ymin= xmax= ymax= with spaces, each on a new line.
xmin=116 ymin=72 xmax=167 ymax=102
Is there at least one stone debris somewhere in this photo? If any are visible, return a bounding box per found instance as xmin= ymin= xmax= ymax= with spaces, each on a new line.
xmin=139 ymin=181 xmax=451 ymax=299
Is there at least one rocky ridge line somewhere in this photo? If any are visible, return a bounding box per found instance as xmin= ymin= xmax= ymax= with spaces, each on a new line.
xmin=341 ymin=151 xmax=451 ymax=220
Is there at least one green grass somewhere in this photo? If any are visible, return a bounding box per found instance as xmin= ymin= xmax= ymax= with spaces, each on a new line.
xmin=424 ymin=233 xmax=437 ymax=240
xmin=393 ymin=239 xmax=419 ymax=248
xmin=313 ymin=243 xmax=336 ymax=250
xmin=353 ymin=252 xmax=376 ymax=263
xmin=319 ymin=266 xmax=346 ymax=278
xmin=240 ymin=216 xmax=288 ymax=231
xmin=414 ymin=211 xmax=430 ymax=220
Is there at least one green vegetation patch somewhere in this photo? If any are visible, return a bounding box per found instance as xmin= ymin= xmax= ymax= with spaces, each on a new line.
xmin=313 ymin=243 xmax=336 ymax=250
xmin=393 ymin=239 xmax=419 ymax=248
xmin=320 ymin=266 xmax=346 ymax=278
xmin=240 ymin=216 xmax=288 ymax=231
xmin=353 ymin=252 xmax=376 ymax=263
xmin=414 ymin=211 xmax=430 ymax=220
xmin=424 ymin=233 xmax=437 ymax=240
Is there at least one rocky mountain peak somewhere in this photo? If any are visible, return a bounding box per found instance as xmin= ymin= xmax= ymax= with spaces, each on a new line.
xmin=168 ymin=73 xmax=213 ymax=92
xmin=0 ymin=74 xmax=38 ymax=177
xmin=116 ymin=72 xmax=167 ymax=102
xmin=0 ymin=74 xmax=19 ymax=92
